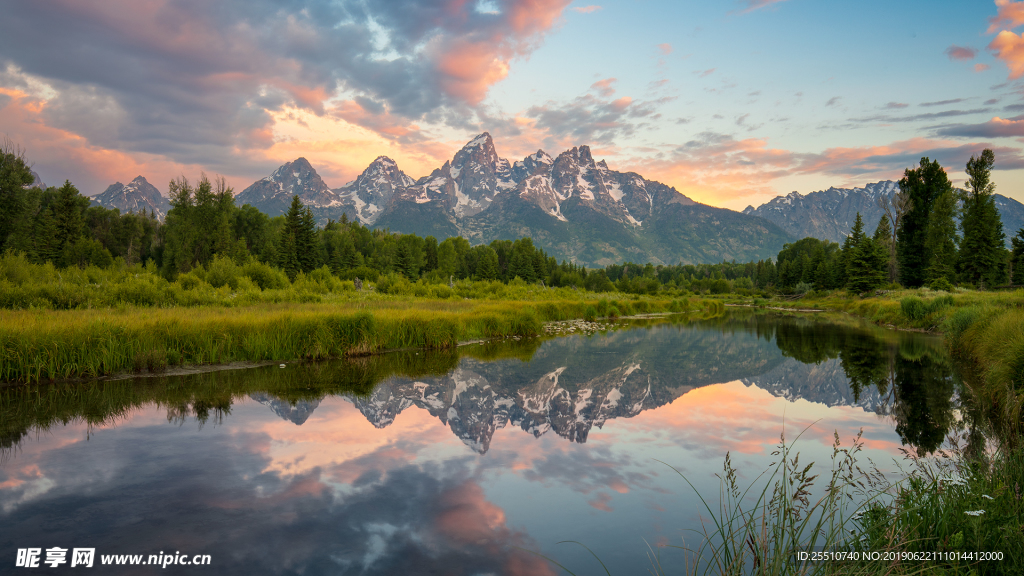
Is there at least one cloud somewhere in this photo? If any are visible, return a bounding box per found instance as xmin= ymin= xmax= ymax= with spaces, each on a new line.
xmin=589 ymin=78 xmax=617 ymax=97
xmin=945 ymin=45 xmax=978 ymax=61
xmin=989 ymin=29 xmax=1024 ymax=79
xmin=0 ymin=0 xmax=573 ymax=185
xmin=657 ymin=43 xmax=673 ymax=55
xmin=921 ymin=98 xmax=968 ymax=107
xmin=522 ymin=92 xmax=672 ymax=149
xmin=622 ymin=131 xmax=1024 ymax=207
xmin=572 ymin=5 xmax=602 ymax=13
xmin=936 ymin=115 xmax=1024 ymax=138
xmin=976 ymin=63 xmax=992 ymax=72
xmin=851 ymin=108 xmax=990 ymax=124
xmin=826 ymin=96 xmax=841 ymax=107
xmin=988 ymin=0 xmax=1024 ymax=33
xmin=885 ymin=102 xmax=909 ymax=109
xmin=697 ymin=68 xmax=716 ymax=78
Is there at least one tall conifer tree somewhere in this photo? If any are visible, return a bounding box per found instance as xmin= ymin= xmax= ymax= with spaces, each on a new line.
xmin=847 ymin=213 xmax=886 ymax=293
xmin=924 ymin=190 xmax=958 ymax=285
xmin=896 ymin=157 xmax=953 ymax=287
xmin=958 ymin=149 xmax=1006 ymax=288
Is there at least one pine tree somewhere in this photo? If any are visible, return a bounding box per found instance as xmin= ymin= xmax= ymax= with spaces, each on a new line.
xmin=958 ymin=149 xmax=1006 ymax=288
xmin=896 ymin=157 xmax=953 ymax=287
xmin=475 ymin=246 xmax=500 ymax=280
xmin=1012 ymin=228 xmax=1024 ymax=285
xmin=872 ymin=215 xmax=896 ymax=284
xmin=846 ymin=213 xmax=886 ymax=293
xmin=924 ymin=190 xmax=958 ymax=286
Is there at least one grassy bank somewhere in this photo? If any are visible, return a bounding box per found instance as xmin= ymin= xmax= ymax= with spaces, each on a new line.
xmin=0 ymin=295 xmax=705 ymax=384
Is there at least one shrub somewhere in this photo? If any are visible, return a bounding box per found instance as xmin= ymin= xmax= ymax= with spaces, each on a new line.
xmin=583 ymin=305 xmax=598 ymax=321
xmin=928 ymin=277 xmax=954 ymax=292
xmin=900 ymin=296 xmax=927 ymax=321
xmin=241 ymin=260 xmax=289 ymax=290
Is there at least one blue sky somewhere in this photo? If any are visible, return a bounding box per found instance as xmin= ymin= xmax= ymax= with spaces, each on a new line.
xmin=2 ymin=0 xmax=1023 ymax=209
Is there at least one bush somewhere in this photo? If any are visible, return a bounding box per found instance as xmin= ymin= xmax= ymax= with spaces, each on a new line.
xmin=900 ymin=296 xmax=928 ymax=321
xmin=241 ymin=260 xmax=289 ymax=290
xmin=583 ymin=305 xmax=598 ymax=321
xmin=928 ymin=277 xmax=954 ymax=292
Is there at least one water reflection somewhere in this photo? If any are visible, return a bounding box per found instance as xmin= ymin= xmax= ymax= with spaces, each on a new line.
xmin=0 ymin=311 xmax=965 ymax=574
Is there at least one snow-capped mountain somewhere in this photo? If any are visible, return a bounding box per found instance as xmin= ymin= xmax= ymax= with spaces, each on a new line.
xmin=367 ymin=133 xmax=791 ymax=265
xmin=91 ymin=176 xmax=170 ymax=220
xmin=234 ymin=157 xmax=344 ymax=222
xmin=232 ymin=134 xmax=794 ymax=265
xmin=745 ymin=181 xmax=1024 ymax=246
xmin=333 ymin=156 xmax=415 ymax=225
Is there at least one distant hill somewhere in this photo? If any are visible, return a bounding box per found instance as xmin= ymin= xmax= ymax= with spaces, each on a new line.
xmin=744 ymin=181 xmax=1024 ymax=246
xmin=234 ymin=134 xmax=794 ymax=266
xmin=91 ymin=176 xmax=170 ymax=221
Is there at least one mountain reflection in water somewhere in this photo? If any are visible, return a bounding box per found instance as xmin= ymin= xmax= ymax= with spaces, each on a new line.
xmin=241 ymin=313 xmax=953 ymax=455
xmin=0 ymin=312 xmax=966 ymax=575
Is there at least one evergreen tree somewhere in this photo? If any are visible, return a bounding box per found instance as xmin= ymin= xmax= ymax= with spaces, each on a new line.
xmin=509 ymin=238 xmax=537 ymax=281
xmin=473 ymin=245 xmax=500 ymax=280
xmin=924 ymin=190 xmax=958 ymax=286
xmin=896 ymin=157 xmax=953 ymax=287
xmin=0 ymin=142 xmax=36 ymax=251
xmin=958 ymin=149 xmax=1006 ymax=288
xmin=846 ymin=213 xmax=886 ymax=293
xmin=53 ymin=180 xmax=88 ymax=266
xmin=1012 ymin=228 xmax=1024 ymax=285
xmin=872 ymin=215 xmax=896 ymax=284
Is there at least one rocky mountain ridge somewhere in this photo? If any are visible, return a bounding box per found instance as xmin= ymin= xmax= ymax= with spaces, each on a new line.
xmin=745 ymin=181 xmax=1024 ymax=245
xmin=234 ymin=133 xmax=793 ymax=266
xmin=90 ymin=175 xmax=171 ymax=221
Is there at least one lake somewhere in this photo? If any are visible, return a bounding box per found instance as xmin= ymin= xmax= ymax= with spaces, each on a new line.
xmin=0 ymin=311 xmax=968 ymax=574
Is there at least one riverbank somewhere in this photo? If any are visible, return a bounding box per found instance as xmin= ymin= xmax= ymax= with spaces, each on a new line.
xmin=0 ymin=294 xmax=706 ymax=385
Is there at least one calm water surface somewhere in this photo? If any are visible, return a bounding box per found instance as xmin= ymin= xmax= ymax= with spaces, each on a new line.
xmin=0 ymin=311 xmax=964 ymax=574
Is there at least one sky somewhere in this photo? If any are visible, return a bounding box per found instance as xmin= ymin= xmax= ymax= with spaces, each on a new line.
xmin=3 ymin=0 xmax=1024 ymax=210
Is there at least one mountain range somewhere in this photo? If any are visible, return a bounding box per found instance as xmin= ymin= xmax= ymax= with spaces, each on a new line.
xmin=90 ymin=134 xmax=1024 ymax=263
xmin=744 ymin=181 xmax=1024 ymax=246
xmin=234 ymin=133 xmax=792 ymax=266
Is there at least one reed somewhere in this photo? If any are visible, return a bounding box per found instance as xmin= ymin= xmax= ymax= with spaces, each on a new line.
xmin=0 ymin=297 xmax=711 ymax=384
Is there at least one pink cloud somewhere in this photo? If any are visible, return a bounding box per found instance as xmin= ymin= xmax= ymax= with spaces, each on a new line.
xmin=590 ymin=77 xmax=617 ymax=97
xmin=945 ymin=45 xmax=978 ymax=60
xmin=976 ymin=63 xmax=992 ymax=72
xmin=657 ymin=43 xmax=673 ymax=55
xmin=988 ymin=0 xmax=1024 ymax=33
xmin=572 ymin=5 xmax=603 ymax=13
xmin=989 ymin=29 xmax=1024 ymax=78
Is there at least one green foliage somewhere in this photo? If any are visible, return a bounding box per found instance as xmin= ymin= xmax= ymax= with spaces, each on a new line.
xmin=845 ymin=213 xmax=887 ymax=293
xmin=0 ymin=141 xmax=36 ymax=253
xmin=897 ymin=157 xmax=954 ymax=287
xmin=928 ymin=276 xmax=954 ymax=292
xmin=924 ymin=189 xmax=959 ymax=285
xmin=959 ymin=149 xmax=1007 ymax=288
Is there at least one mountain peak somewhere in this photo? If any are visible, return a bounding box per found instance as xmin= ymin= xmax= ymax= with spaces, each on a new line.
xmin=463 ymin=132 xmax=493 ymax=149
xmin=92 ymin=175 xmax=170 ymax=220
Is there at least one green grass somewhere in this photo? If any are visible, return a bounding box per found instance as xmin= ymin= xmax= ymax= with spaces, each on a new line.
xmin=0 ymin=296 xmax=713 ymax=384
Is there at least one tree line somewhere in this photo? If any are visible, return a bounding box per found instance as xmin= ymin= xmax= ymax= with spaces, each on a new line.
xmin=0 ymin=144 xmax=614 ymax=290
xmin=0 ymin=141 xmax=1015 ymax=296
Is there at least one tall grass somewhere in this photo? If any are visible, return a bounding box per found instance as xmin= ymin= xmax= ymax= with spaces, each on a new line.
xmin=0 ymin=296 xmax=711 ymax=384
